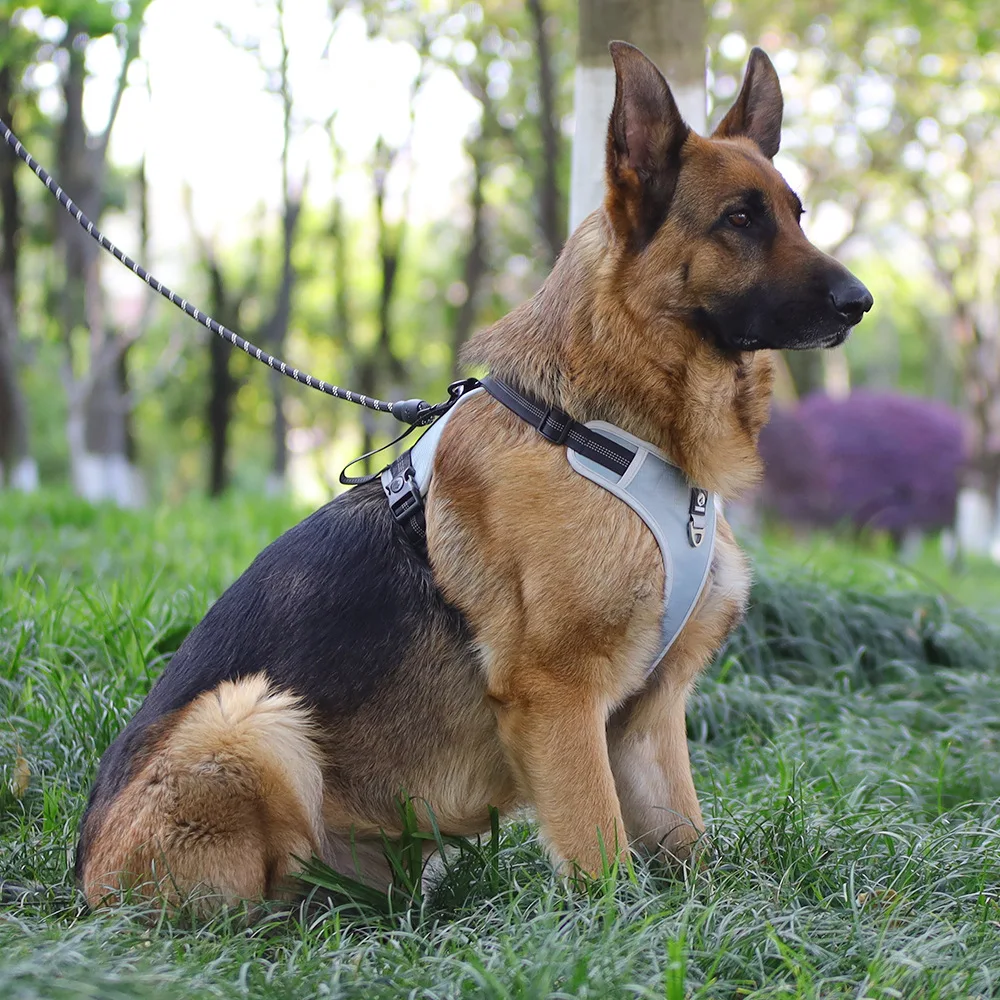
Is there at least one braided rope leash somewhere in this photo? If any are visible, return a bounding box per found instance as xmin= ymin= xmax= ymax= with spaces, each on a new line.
xmin=0 ymin=118 xmax=454 ymax=425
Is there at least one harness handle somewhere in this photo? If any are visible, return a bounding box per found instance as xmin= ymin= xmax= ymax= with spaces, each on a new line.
xmin=338 ymin=378 xmax=481 ymax=485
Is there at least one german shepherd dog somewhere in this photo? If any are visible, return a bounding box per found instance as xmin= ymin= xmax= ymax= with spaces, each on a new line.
xmin=76 ymin=43 xmax=872 ymax=913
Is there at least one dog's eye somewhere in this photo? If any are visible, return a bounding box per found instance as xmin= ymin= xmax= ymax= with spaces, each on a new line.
xmin=728 ymin=211 xmax=751 ymax=229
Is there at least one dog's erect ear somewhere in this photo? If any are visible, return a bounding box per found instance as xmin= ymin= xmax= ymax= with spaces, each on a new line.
xmin=712 ymin=47 xmax=783 ymax=158
xmin=605 ymin=41 xmax=689 ymax=248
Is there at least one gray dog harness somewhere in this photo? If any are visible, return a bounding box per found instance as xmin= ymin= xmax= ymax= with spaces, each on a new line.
xmin=381 ymin=377 xmax=717 ymax=677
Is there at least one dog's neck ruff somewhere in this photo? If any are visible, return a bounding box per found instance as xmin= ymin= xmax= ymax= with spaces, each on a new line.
xmin=380 ymin=377 xmax=718 ymax=678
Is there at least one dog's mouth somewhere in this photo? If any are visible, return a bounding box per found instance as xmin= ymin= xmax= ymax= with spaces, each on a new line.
xmin=693 ymin=282 xmax=870 ymax=354
xmin=700 ymin=312 xmax=854 ymax=353
xmin=780 ymin=325 xmax=853 ymax=351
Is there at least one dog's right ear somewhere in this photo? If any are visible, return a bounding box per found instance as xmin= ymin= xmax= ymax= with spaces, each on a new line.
xmin=605 ymin=41 xmax=689 ymax=249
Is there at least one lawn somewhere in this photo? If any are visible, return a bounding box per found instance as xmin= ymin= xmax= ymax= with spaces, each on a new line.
xmin=2 ymin=491 xmax=1000 ymax=999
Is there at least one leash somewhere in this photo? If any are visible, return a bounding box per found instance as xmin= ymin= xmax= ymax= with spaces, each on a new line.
xmin=0 ymin=118 xmax=472 ymax=429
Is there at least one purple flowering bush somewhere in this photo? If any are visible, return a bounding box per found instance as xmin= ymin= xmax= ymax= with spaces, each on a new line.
xmin=759 ymin=391 xmax=968 ymax=535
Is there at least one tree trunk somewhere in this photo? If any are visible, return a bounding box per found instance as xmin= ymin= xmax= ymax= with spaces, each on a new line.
xmin=77 ymin=332 xmax=141 ymax=505
xmin=203 ymin=257 xmax=238 ymax=497
xmin=57 ymin=24 xmax=143 ymax=506
xmin=0 ymin=277 xmax=34 ymax=489
xmin=331 ymin=138 xmax=351 ymax=348
xmin=960 ymin=305 xmax=1000 ymax=554
xmin=207 ymin=338 xmax=234 ymax=497
xmin=373 ymin=143 xmax=406 ymax=385
xmin=570 ymin=0 xmax=706 ymax=230
xmin=0 ymin=61 xmax=35 ymax=490
xmin=949 ymin=299 xmax=1000 ymax=558
xmin=261 ymin=188 xmax=302 ymax=493
xmin=269 ymin=372 xmax=288 ymax=488
xmin=263 ymin=1 xmax=300 ymax=493
xmin=526 ymin=0 xmax=563 ymax=265
xmin=451 ymin=141 xmax=488 ymax=364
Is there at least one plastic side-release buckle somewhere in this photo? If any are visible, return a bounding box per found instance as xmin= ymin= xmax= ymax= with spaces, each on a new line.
xmin=381 ymin=454 xmax=426 ymax=544
xmin=688 ymin=487 xmax=709 ymax=547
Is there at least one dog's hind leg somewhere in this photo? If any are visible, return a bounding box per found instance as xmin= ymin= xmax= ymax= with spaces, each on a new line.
xmin=79 ymin=674 xmax=325 ymax=916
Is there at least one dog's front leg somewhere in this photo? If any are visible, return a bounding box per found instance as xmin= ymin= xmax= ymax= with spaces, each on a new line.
xmin=607 ymin=673 xmax=704 ymax=862
xmin=490 ymin=667 xmax=627 ymax=877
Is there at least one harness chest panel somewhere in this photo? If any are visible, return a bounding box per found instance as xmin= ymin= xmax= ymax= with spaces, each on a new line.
xmin=566 ymin=423 xmax=717 ymax=671
xmin=382 ymin=386 xmax=718 ymax=678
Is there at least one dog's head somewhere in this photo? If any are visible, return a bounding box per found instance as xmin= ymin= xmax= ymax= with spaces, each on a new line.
xmin=604 ymin=42 xmax=872 ymax=352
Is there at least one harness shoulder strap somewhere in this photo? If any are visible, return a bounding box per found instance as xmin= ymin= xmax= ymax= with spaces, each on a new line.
xmin=480 ymin=375 xmax=635 ymax=476
xmin=380 ymin=387 xmax=484 ymax=545
xmin=379 ymin=375 xmax=717 ymax=677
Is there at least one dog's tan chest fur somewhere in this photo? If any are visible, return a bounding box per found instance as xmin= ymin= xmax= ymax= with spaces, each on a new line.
xmin=423 ymin=396 xmax=752 ymax=868
xmin=429 ymin=400 xmax=665 ymax=701
xmin=429 ymin=396 xmax=749 ymax=703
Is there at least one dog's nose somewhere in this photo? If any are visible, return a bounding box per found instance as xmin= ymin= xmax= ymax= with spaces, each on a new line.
xmin=829 ymin=275 xmax=874 ymax=326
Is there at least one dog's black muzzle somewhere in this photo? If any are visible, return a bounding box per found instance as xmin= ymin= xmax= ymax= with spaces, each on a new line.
xmin=697 ymin=259 xmax=873 ymax=353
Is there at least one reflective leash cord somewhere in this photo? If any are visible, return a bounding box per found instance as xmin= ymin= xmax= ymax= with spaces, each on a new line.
xmin=0 ymin=118 xmax=467 ymax=428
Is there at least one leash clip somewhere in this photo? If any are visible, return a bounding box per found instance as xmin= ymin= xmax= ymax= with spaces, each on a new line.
xmin=447 ymin=377 xmax=481 ymax=400
xmin=688 ymin=488 xmax=709 ymax=547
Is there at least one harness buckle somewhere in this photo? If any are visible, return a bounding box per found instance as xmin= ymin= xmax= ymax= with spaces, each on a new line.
xmin=386 ymin=474 xmax=422 ymax=521
xmin=381 ymin=455 xmax=426 ymax=543
xmin=688 ymin=488 xmax=709 ymax=547
xmin=537 ymin=405 xmax=570 ymax=445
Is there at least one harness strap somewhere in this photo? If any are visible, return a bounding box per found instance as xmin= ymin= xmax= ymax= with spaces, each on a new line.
xmin=479 ymin=375 xmax=636 ymax=477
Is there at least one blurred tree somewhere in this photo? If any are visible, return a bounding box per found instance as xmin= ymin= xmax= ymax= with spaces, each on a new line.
xmin=707 ymin=0 xmax=1000 ymax=539
xmin=185 ymin=207 xmax=253 ymax=498
xmin=0 ymin=20 xmax=35 ymax=490
xmin=571 ymin=0 xmax=706 ymax=229
xmin=525 ymin=0 xmax=563 ymax=264
xmin=29 ymin=0 xmax=149 ymax=505
xmin=430 ymin=0 xmax=575 ymax=359
xmin=221 ymin=0 xmax=306 ymax=493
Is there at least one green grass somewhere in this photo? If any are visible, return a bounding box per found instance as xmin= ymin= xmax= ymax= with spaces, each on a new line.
xmin=3 ymin=490 xmax=1000 ymax=999
xmin=756 ymin=522 xmax=1000 ymax=614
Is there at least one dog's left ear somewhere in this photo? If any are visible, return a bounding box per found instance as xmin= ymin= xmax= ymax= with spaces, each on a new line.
xmin=713 ymin=47 xmax=783 ymax=158
xmin=605 ymin=41 xmax=690 ymax=248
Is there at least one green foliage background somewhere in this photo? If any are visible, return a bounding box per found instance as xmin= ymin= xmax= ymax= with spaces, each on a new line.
xmin=1 ymin=0 xmax=997 ymax=499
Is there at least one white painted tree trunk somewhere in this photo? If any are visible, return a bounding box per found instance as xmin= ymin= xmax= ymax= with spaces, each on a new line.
xmin=66 ymin=380 xmax=146 ymax=509
xmin=570 ymin=0 xmax=707 ymax=230
xmin=955 ymin=487 xmax=1000 ymax=562
xmin=0 ymin=273 xmax=35 ymax=492
xmin=0 ymin=458 xmax=38 ymax=491
xmin=54 ymin=29 xmax=146 ymax=510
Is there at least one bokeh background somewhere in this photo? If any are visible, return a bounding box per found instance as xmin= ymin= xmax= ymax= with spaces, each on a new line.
xmin=0 ymin=0 xmax=998 ymax=572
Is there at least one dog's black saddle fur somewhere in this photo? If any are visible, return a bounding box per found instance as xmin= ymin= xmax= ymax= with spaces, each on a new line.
xmin=75 ymin=483 xmax=470 ymax=878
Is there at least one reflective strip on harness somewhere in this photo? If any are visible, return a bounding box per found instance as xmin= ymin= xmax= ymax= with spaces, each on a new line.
xmin=384 ymin=386 xmax=717 ymax=678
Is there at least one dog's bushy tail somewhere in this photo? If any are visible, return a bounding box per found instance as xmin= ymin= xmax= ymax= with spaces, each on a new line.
xmin=78 ymin=674 xmax=326 ymax=916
